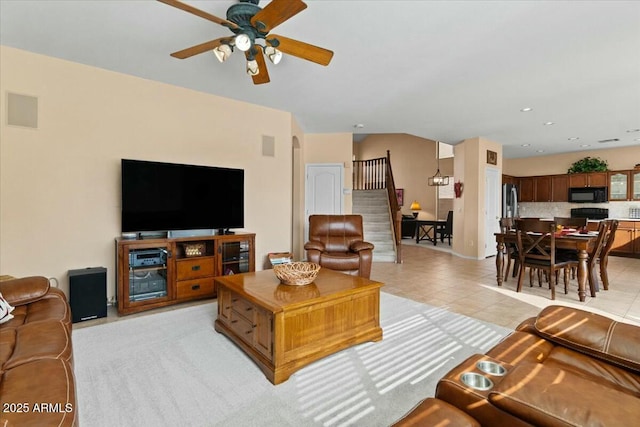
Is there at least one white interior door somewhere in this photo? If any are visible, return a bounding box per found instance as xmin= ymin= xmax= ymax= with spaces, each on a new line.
xmin=304 ymin=163 xmax=344 ymax=245
xmin=485 ymin=167 xmax=501 ymax=257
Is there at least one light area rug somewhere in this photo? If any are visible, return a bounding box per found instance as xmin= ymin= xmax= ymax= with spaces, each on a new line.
xmin=73 ymin=293 xmax=511 ymax=427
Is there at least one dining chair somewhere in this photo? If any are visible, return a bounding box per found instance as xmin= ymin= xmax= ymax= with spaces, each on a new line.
xmin=499 ymin=217 xmax=519 ymax=281
xmin=553 ymin=217 xmax=588 ymax=279
xmin=561 ymin=220 xmax=611 ymax=297
xmin=597 ymin=219 xmax=619 ymax=290
xmin=515 ymin=218 xmax=574 ymax=300
xmin=436 ymin=210 xmax=453 ymax=245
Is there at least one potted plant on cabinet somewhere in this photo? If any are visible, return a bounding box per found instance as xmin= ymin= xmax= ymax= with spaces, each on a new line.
xmin=567 ymin=157 xmax=609 ymax=173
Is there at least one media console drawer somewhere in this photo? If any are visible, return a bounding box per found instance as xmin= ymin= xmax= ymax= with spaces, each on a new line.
xmin=176 ymin=257 xmax=215 ymax=280
xmin=176 ymin=277 xmax=215 ymax=299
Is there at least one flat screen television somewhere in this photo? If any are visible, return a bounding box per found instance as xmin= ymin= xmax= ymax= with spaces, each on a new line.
xmin=121 ymin=159 xmax=244 ymax=233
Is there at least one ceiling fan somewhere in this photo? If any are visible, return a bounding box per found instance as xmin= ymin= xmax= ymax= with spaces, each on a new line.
xmin=158 ymin=0 xmax=334 ymax=85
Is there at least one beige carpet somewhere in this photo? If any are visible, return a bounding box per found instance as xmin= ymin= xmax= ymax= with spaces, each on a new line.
xmin=72 ymin=293 xmax=510 ymax=427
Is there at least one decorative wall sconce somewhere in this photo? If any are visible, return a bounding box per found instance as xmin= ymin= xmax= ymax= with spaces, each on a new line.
xmin=454 ymin=181 xmax=464 ymax=198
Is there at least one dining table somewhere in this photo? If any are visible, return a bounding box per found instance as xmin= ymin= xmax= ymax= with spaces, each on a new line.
xmin=494 ymin=231 xmax=598 ymax=302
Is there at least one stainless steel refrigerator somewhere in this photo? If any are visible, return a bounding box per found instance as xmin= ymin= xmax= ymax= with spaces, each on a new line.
xmin=502 ymin=184 xmax=519 ymax=218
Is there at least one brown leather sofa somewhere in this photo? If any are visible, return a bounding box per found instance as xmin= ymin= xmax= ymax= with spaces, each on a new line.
xmin=0 ymin=276 xmax=77 ymax=427
xmin=305 ymin=214 xmax=374 ymax=278
xmin=395 ymin=305 xmax=640 ymax=426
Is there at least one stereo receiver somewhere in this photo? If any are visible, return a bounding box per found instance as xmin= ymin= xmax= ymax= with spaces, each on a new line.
xmin=129 ymin=249 xmax=167 ymax=267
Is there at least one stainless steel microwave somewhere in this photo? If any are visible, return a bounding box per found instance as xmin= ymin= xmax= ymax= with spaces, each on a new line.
xmin=568 ymin=187 xmax=608 ymax=203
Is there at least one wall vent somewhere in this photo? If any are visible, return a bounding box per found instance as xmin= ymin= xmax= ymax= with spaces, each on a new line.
xmin=7 ymin=92 xmax=38 ymax=129
xmin=262 ymin=135 xmax=275 ymax=157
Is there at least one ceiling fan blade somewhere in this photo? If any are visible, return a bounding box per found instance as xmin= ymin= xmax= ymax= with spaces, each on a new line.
xmin=268 ymin=35 xmax=334 ymax=66
xmin=246 ymin=46 xmax=270 ymax=85
xmin=157 ymin=0 xmax=238 ymax=30
xmin=170 ymin=37 xmax=232 ymax=59
xmin=250 ymin=0 xmax=307 ymax=33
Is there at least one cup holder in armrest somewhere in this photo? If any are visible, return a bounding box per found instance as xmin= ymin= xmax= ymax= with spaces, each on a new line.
xmin=460 ymin=372 xmax=493 ymax=391
xmin=476 ymin=360 xmax=507 ymax=376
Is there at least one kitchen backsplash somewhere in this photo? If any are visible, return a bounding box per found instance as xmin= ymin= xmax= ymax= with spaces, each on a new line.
xmin=519 ymin=201 xmax=640 ymax=219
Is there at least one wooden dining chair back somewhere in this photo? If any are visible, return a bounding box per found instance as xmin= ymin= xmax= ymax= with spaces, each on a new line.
xmin=554 ymin=217 xmax=588 ymax=230
xmin=436 ymin=210 xmax=454 ymax=245
xmin=499 ymin=217 xmax=518 ymax=281
xmin=598 ymin=219 xmax=619 ymax=290
xmin=515 ymin=218 xmax=572 ymax=300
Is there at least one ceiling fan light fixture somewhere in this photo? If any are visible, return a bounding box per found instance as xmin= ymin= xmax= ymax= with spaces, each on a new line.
xmin=213 ymin=44 xmax=232 ymax=63
xmin=265 ymin=46 xmax=282 ymax=65
xmin=246 ymin=59 xmax=259 ymax=76
xmin=235 ymin=33 xmax=252 ymax=52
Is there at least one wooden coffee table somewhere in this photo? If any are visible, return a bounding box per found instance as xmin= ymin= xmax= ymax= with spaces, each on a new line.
xmin=214 ymin=268 xmax=383 ymax=384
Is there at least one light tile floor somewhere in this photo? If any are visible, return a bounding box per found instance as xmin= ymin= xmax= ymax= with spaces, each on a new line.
xmin=77 ymin=242 xmax=640 ymax=331
xmin=373 ymin=242 xmax=640 ymax=329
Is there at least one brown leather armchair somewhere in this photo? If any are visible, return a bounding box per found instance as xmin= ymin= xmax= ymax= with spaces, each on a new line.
xmin=305 ymin=215 xmax=375 ymax=278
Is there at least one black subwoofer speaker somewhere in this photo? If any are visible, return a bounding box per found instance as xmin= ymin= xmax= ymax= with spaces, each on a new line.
xmin=68 ymin=267 xmax=107 ymax=323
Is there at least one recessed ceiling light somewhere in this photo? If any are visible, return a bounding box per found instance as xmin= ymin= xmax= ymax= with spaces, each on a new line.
xmin=536 ymin=149 xmax=545 ymax=153
xmin=543 ymin=122 xmax=555 ymax=126
xmin=353 ymin=124 xmax=364 ymax=129
xmin=568 ymin=137 xmax=580 ymax=141
xmin=580 ymin=144 xmax=591 ymax=148
xmin=520 ymin=107 xmax=533 ymax=112
xmin=521 ymin=144 xmax=530 ymax=147
xmin=626 ymin=129 xmax=640 ymax=133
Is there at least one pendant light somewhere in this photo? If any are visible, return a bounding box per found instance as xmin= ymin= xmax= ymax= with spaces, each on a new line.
xmin=428 ymin=141 xmax=450 ymax=186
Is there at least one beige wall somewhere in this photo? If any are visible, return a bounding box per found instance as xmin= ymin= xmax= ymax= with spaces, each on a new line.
xmin=354 ymin=134 xmax=439 ymax=219
xmin=304 ymin=132 xmax=354 ymax=215
xmin=0 ymin=46 xmax=294 ymax=299
xmin=504 ymin=146 xmax=640 ymax=176
xmin=453 ymin=137 xmax=503 ymax=259
xmin=291 ymin=119 xmax=305 ymax=261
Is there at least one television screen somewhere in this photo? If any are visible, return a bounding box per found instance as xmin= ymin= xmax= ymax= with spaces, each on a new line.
xmin=121 ymin=159 xmax=244 ymax=233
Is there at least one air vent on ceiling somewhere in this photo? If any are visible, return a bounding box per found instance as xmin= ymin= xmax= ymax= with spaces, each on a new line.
xmin=598 ymin=138 xmax=619 ymax=143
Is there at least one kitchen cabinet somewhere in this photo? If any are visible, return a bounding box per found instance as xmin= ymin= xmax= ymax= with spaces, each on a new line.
xmin=611 ymin=221 xmax=636 ymax=256
xmin=519 ymin=175 xmax=567 ymax=202
xmin=633 ymin=170 xmax=640 ymax=201
xmin=568 ymin=172 xmax=608 ymax=188
xmin=534 ymin=176 xmax=552 ymax=202
xmin=551 ymin=174 xmax=569 ymax=202
xmin=519 ymin=177 xmax=535 ymax=202
xmin=609 ymin=171 xmax=630 ymax=201
xmin=502 ymin=175 xmax=518 ymax=186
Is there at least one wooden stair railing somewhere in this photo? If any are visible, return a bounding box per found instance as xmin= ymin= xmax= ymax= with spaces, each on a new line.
xmin=353 ymin=150 xmax=402 ymax=263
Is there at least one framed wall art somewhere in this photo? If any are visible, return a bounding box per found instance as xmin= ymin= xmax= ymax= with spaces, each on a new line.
xmin=395 ymin=188 xmax=404 ymax=206
xmin=487 ymin=150 xmax=498 ymax=165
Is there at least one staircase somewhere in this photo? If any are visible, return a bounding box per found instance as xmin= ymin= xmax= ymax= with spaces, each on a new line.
xmin=352 ymin=189 xmax=396 ymax=262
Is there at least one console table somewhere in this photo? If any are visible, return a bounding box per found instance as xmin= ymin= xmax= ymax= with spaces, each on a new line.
xmin=214 ymin=268 xmax=383 ymax=384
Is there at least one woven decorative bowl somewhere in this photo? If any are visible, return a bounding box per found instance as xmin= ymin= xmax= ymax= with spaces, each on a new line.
xmin=273 ymin=262 xmax=321 ymax=286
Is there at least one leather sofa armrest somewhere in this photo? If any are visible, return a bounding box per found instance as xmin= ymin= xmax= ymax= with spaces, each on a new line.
xmin=304 ymin=240 xmax=325 ymax=252
xmin=534 ymin=305 xmax=640 ymax=373
xmin=350 ymin=241 xmax=374 ymax=252
xmin=0 ymin=276 xmax=50 ymax=306
xmin=489 ymin=363 xmax=640 ymax=426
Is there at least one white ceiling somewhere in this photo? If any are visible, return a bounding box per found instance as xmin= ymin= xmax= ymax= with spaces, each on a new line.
xmin=1 ymin=0 xmax=639 ymax=158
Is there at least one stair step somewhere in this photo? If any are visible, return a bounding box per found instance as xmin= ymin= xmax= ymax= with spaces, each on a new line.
xmin=353 ymin=189 xmax=396 ymax=263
